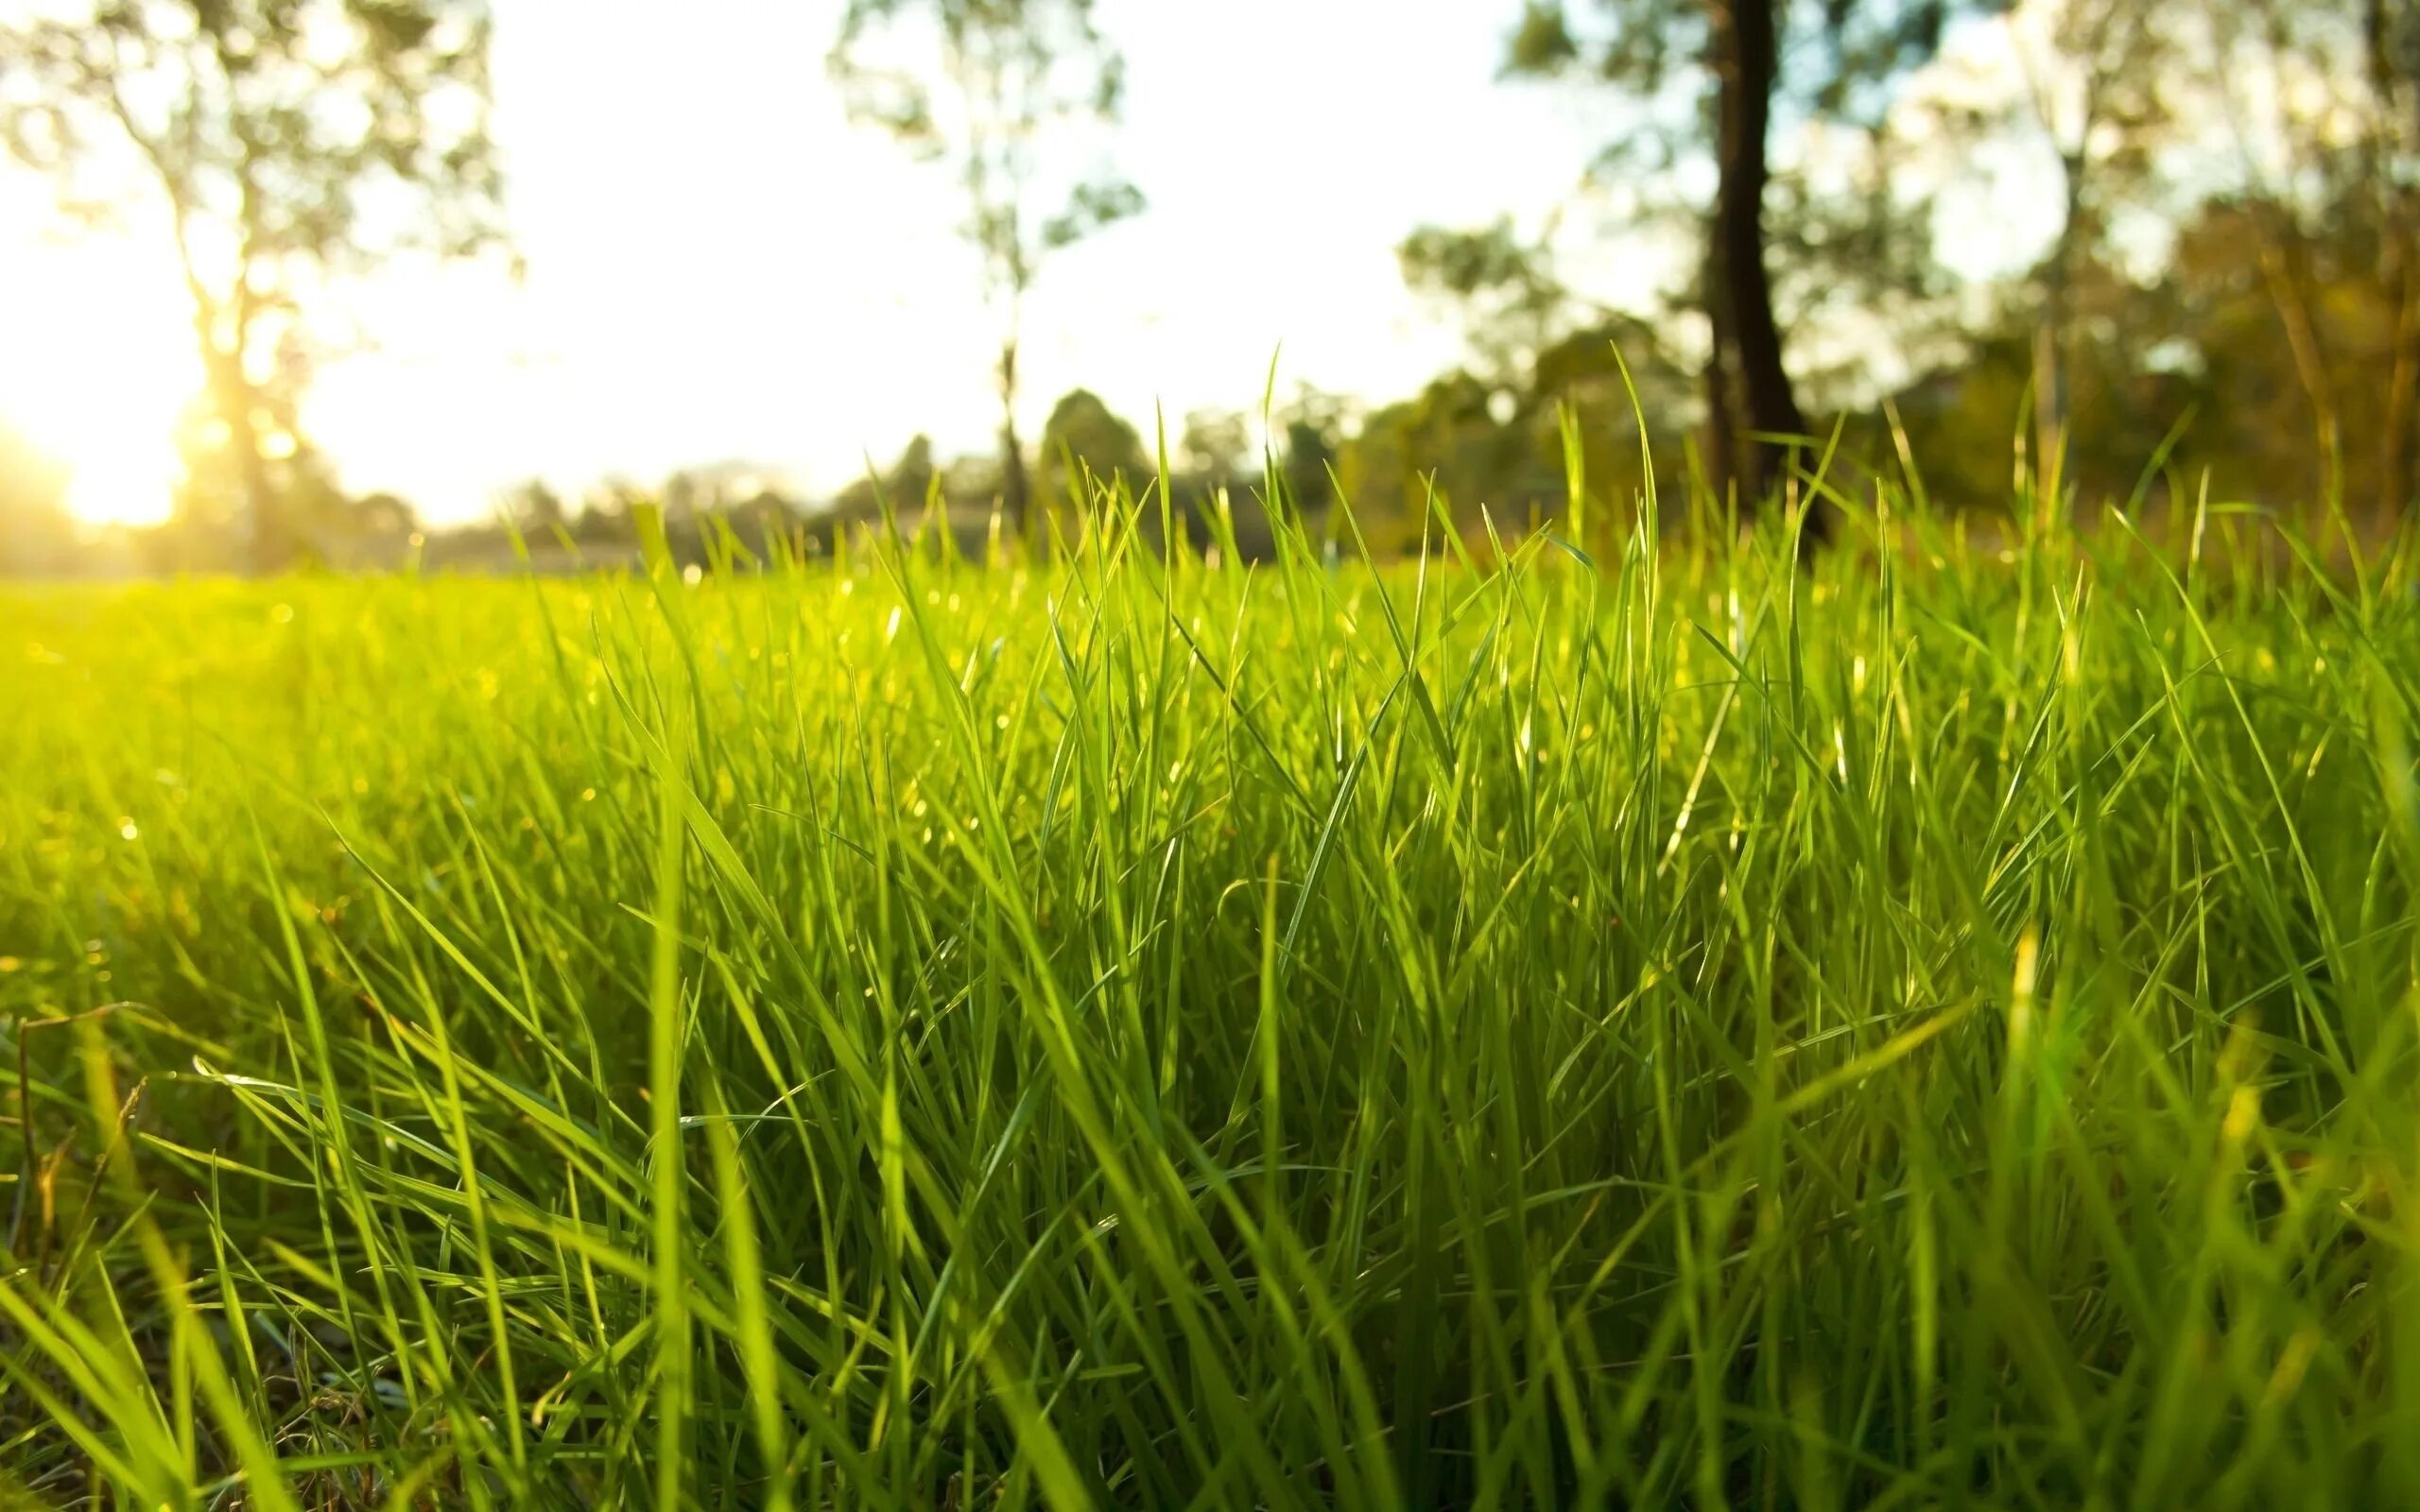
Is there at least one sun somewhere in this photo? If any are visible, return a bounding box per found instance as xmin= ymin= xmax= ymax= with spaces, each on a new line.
xmin=0 ymin=190 xmax=200 ymax=527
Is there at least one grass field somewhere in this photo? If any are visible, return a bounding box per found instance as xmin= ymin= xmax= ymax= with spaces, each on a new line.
xmin=4 ymin=477 xmax=2419 ymax=1509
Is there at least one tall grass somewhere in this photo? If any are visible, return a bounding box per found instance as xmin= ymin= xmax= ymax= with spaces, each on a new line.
xmin=3 ymin=458 xmax=2419 ymax=1508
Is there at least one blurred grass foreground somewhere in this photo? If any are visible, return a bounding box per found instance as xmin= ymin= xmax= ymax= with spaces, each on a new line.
xmin=5 ymin=470 xmax=2420 ymax=1509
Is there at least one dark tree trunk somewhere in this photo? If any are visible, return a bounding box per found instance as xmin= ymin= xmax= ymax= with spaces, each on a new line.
xmin=2042 ymin=149 xmax=2089 ymax=440
xmin=1708 ymin=0 xmax=1810 ymax=524
xmin=1701 ymin=290 xmax=1740 ymax=507
xmin=997 ymin=339 xmax=1031 ymax=548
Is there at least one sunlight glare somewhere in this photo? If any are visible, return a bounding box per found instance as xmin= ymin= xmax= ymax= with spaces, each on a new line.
xmin=0 ymin=199 xmax=197 ymax=526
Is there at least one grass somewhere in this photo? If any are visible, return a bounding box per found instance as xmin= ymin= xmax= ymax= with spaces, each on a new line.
xmin=2 ymin=459 xmax=2419 ymax=1509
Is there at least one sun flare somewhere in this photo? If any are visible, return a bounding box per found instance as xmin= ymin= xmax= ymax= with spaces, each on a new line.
xmin=0 ymin=209 xmax=199 ymax=527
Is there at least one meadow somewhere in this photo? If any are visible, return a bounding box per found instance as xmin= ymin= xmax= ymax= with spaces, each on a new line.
xmin=3 ymin=473 xmax=2419 ymax=1509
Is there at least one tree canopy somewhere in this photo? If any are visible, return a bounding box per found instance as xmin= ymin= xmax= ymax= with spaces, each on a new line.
xmin=830 ymin=0 xmax=1144 ymax=543
xmin=0 ymin=0 xmax=507 ymax=567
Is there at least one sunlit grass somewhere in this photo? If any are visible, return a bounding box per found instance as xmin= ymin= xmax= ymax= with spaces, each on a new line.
xmin=3 ymin=466 xmax=2419 ymax=1508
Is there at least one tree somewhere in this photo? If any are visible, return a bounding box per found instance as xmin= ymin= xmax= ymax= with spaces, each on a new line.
xmin=0 ymin=0 xmax=507 ymax=570
xmin=1331 ymin=324 xmax=1701 ymax=554
xmin=1272 ymin=386 xmax=1350 ymax=524
xmin=1178 ymin=408 xmax=1251 ymax=481
xmin=351 ymin=490 xmax=416 ymax=537
xmin=1396 ymin=219 xmax=1702 ymax=537
xmin=579 ymin=476 xmax=651 ymax=540
xmin=2190 ymin=0 xmax=2419 ymax=522
xmin=1876 ymin=0 xmax=2418 ymax=524
xmin=884 ymin=432 xmax=940 ymax=513
xmin=1341 ymin=371 xmax=1527 ymax=552
xmin=829 ymin=0 xmax=1143 ymax=548
xmin=1503 ymin=0 xmax=1994 ymax=521
xmin=832 ymin=433 xmax=941 ymax=521
xmin=1887 ymin=0 xmax=2185 ymax=472
xmin=1398 ymin=217 xmax=1573 ymax=381
xmin=1037 ymin=387 xmax=1146 ymax=518
xmin=2160 ymin=180 xmax=2417 ymax=516
xmin=2002 ymin=0 xmax=2172 ymax=438
xmin=502 ymin=477 xmax=567 ymax=534
xmin=663 ymin=470 xmax=708 ymax=519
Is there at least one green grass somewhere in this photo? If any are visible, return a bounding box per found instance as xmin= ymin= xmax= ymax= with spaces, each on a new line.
xmin=4 ymin=469 xmax=2420 ymax=1508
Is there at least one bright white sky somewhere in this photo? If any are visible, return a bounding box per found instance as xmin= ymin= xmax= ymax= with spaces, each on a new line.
xmin=0 ymin=0 xmax=2053 ymax=525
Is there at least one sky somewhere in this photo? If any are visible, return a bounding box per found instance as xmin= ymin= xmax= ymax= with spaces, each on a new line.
xmin=0 ymin=0 xmax=2054 ymax=527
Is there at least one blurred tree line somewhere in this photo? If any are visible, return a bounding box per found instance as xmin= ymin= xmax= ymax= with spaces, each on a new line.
xmin=0 ymin=0 xmax=502 ymax=574
xmin=1378 ymin=0 xmax=2420 ymax=548
xmin=1 ymin=0 xmax=2413 ymax=575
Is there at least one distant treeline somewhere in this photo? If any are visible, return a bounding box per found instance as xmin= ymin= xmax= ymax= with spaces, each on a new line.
xmin=1 ymin=0 xmax=2413 ymax=576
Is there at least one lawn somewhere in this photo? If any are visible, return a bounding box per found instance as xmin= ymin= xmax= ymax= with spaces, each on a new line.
xmin=3 ymin=483 xmax=2418 ymax=1508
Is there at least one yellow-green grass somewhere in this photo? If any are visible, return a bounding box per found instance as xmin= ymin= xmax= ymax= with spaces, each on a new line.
xmin=3 ymin=478 xmax=2419 ymax=1508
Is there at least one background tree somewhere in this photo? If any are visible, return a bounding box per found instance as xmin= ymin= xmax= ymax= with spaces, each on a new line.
xmin=1178 ymin=408 xmax=1251 ymax=483
xmin=1393 ymin=219 xmax=1699 ymax=539
xmin=1398 ymin=217 xmax=1575 ymax=384
xmin=1904 ymin=0 xmax=2414 ymax=522
xmin=1340 ymin=371 xmax=1526 ymax=553
xmin=830 ymin=0 xmax=1143 ymax=548
xmin=884 ymin=432 xmax=941 ymax=514
xmin=2194 ymin=0 xmax=2418 ymax=521
xmin=1501 ymin=0 xmax=1997 ymax=519
xmin=1999 ymin=0 xmax=2172 ymax=438
xmin=0 ymin=0 xmax=508 ymax=570
xmin=1271 ymin=385 xmax=1351 ymax=524
xmin=502 ymin=477 xmax=567 ymax=535
xmin=2160 ymin=179 xmax=2415 ymax=514
xmin=579 ymin=476 xmax=651 ymax=539
xmin=832 ymin=433 xmax=942 ymax=522
xmin=1036 ymin=387 xmax=1147 ymax=519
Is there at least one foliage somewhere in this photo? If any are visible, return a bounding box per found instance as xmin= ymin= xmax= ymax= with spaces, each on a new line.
xmin=1329 ymin=283 xmax=1697 ymax=552
xmin=1498 ymin=0 xmax=1996 ymax=507
xmin=832 ymin=434 xmax=952 ymax=524
xmin=503 ymin=477 xmax=569 ymax=534
xmin=1177 ymin=408 xmax=1251 ymax=481
xmin=829 ymin=0 xmax=1143 ymax=541
xmin=1036 ymin=385 xmax=1147 ymax=511
xmin=0 ymin=0 xmax=506 ymax=567
xmin=1886 ymin=165 xmax=2416 ymax=523
xmin=1398 ymin=217 xmax=1573 ymax=378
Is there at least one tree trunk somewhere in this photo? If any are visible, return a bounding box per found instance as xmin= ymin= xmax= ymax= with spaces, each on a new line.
xmin=1708 ymin=0 xmax=1809 ymax=524
xmin=1701 ymin=269 xmax=1741 ymax=507
xmin=997 ymin=338 xmax=1030 ymax=549
xmin=2032 ymin=154 xmax=2079 ymax=527
xmin=2040 ymin=149 xmax=2088 ymax=442
xmin=232 ymin=380 xmax=280 ymax=573
xmin=198 ymin=331 xmax=278 ymax=573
